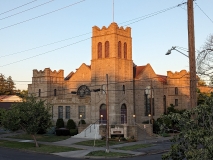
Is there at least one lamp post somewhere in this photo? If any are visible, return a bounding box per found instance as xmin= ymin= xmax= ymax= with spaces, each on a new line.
xmin=80 ymin=114 xmax=82 ymax=126
xmin=148 ymin=114 xmax=151 ymax=124
xmin=133 ymin=114 xmax=136 ymax=125
xmin=100 ymin=115 xmax=103 ymax=125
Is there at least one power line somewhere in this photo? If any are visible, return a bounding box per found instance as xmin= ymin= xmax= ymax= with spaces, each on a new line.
xmin=0 ymin=0 xmax=55 ymax=21
xmin=0 ymin=38 xmax=90 ymax=67
xmin=0 ymin=0 xmax=38 ymax=15
xmin=0 ymin=1 xmax=189 ymax=66
xmin=0 ymin=0 xmax=86 ymax=31
xmin=1 ymin=1 xmax=186 ymax=58
xmin=195 ymin=2 xmax=213 ymax=24
xmin=0 ymin=32 xmax=91 ymax=58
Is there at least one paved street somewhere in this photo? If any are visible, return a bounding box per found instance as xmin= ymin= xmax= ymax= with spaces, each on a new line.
xmin=0 ymin=147 xmax=167 ymax=160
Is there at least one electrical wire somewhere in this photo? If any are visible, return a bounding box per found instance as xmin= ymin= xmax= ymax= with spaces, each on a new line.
xmin=195 ymin=2 xmax=213 ymax=24
xmin=0 ymin=32 xmax=91 ymax=58
xmin=0 ymin=0 xmax=38 ymax=15
xmin=0 ymin=0 xmax=86 ymax=31
xmin=0 ymin=0 xmax=55 ymax=21
xmin=0 ymin=37 xmax=90 ymax=67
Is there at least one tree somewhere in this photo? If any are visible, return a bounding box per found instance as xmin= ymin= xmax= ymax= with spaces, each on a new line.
xmin=16 ymin=89 xmax=28 ymax=99
xmin=197 ymin=34 xmax=213 ymax=85
xmin=0 ymin=74 xmax=16 ymax=95
xmin=161 ymin=93 xmax=213 ymax=160
xmin=1 ymin=95 xmax=52 ymax=147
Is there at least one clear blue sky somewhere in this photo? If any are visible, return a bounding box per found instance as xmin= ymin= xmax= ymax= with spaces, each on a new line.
xmin=0 ymin=0 xmax=212 ymax=90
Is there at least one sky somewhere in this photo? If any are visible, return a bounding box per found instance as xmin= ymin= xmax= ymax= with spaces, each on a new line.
xmin=0 ymin=0 xmax=212 ymax=90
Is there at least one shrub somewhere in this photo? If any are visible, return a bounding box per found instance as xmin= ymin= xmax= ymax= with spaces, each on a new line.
xmin=78 ymin=119 xmax=86 ymax=125
xmin=70 ymin=129 xmax=78 ymax=136
xmin=55 ymin=128 xmax=70 ymax=136
xmin=66 ymin=119 xmax=76 ymax=130
xmin=56 ymin=118 xmax=64 ymax=128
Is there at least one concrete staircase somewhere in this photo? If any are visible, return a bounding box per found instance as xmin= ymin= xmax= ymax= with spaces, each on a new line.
xmin=72 ymin=124 xmax=101 ymax=139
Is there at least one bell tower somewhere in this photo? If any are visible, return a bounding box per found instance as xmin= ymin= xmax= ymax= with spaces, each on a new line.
xmin=90 ymin=22 xmax=134 ymax=124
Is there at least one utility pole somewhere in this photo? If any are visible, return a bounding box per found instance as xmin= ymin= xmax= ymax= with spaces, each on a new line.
xmin=187 ymin=0 xmax=197 ymax=108
xmin=106 ymin=74 xmax=109 ymax=153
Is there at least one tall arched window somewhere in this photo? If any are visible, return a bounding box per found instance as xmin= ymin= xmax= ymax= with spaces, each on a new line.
xmin=98 ymin=42 xmax=102 ymax=58
xmin=105 ymin=41 xmax=109 ymax=58
xmin=121 ymin=104 xmax=127 ymax=124
xmin=144 ymin=86 xmax=154 ymax=116
xmin=38 ymin=89 xmax=41 ymax=97
xmin=54 ymin=89 xmax=57 ymax=96
xmin=124 ymin=42 xmax=127 ymax=59
xmin=163 ymin=95 xmax=166 ymax=114
xmin=118 ymin=41 xmax=121 ymax=58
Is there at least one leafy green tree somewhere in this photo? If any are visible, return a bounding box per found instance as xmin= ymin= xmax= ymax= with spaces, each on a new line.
xmin=1 ymin=95 xmax=52 ymax=147
xmin=16 ymin=89 xmax=28 ymax=99
xmin=161 ymin=93 xmax=213 ymax=160
xmin=0 ymin=108 xmax=6 ymax=126
xmin=0 ymin=74 xmax=16 ymax=95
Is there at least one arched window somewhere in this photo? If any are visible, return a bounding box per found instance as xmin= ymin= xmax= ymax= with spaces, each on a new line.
xmin=163 ymin=95 xmax=166 ymax=114
xmin=121 ymin=104 xmax=127 ymax=124
xmin=105 ymin=41 xmax=109 ymax=58
xmin=123 ymin=85 xmax=125 ymax=94
xmin=175 ymin=87 xmax=178 ymax=95
xmin=54 ymin=89 xmax=57 ymax=96
xmin=118 ymin=41 xmax=121 ymax=58
xmin=100 ymin=104 xmax=107 ymax=124
xmin=77 ymin=85 xmax=91 ymax=97
xmin=98 ymin=42 xmax=102 ymax=58
xmin=38 ymin=89 xmax=41 ymax=97
xmin=124 ymin=42 xmax=127 ymax=59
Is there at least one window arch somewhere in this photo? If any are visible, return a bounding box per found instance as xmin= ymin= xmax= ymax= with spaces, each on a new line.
xmin=98 ymin=42 xmax=102 ymax=58
xmin=54 ymin=89 xmax=57 ymax=96
xmin=175 ymin=87 xmax=178 ymax=95
xmin=121 ymin=104 xmax=127 ymax=124
xmin=77 ymin=85 xmax=91 ymax=97
xmin=124 ymin=42 xmax=127 ymax=59
xmin=105 ymin=41 xmax=109 ymax=58
xmin=118 ymin=41 xmax=121 ymax=58
xmin=38 ymin=89 xmax=41 ymax=97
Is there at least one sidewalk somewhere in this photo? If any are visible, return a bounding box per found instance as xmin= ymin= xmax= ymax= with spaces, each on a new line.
xmin=0 ymin=130 xmax=172 ymax=159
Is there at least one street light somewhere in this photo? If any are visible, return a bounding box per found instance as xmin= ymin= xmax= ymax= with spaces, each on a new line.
xmin=80 ymin=114 xmax=82 ymax=126
xmin=166 ymin=46 xmax=188 ymax=57
xmin=100 ymin=115 xmax=103 ymax=124
xmin=148 ymin=114 xmax=151 ymax=124
xmin=133 ymin=115 xmax=136 ymax=125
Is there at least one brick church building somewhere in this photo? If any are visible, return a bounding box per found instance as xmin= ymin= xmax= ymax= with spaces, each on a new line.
xmin=28 ymin=22 xmax=190 ymax=137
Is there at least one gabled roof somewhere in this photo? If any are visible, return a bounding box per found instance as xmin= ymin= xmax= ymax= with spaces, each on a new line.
xmin=64 ymin=71 xmax=74 ymax=80
xmin=133 ymin=65 xmax=146 ymax=79
xmin=156 ymin=74 xmax=167 ymax=84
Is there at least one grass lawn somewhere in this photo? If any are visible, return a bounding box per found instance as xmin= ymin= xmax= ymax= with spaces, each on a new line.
xmin=74 ymin=140 xmax=126 ymax=147
xmin=0 ymin=140 xmax=81 ymax=153
xmin=7 ymin=134 xmax=70 ymax=142
xmin=115 ymin=143 xmax=153 ymax=151
xmin=86 ymin=150 xmax=133 ymax=157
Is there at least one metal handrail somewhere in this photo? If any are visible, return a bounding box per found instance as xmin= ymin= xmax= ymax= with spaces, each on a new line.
xmin=84 ymin=119 xmax=100 ymax=137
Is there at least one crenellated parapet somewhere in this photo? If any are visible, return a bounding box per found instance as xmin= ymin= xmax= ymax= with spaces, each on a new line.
xmin=33 ymin=68 xmax=64 ymax=78
xmin=92 ymin=22 xmax=131 ymax=37
xmin=167 ymin=70 xmax=189 ymax=79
